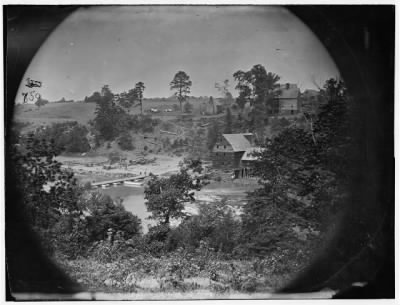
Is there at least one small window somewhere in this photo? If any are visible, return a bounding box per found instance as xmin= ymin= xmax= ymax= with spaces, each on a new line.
xmin=224 ymin=145 xmax=226 ymax=149
xmin=223 ymin=153 xmax=225 ymax=156
xmin=217 ymin=145 xmax=219 ymax=149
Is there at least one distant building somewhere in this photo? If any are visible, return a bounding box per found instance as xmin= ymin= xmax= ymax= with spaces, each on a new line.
xmin=274 ymin=83 xmax=301 ymax=115
xmin=212 ymin=133 xmax=254 ymax=168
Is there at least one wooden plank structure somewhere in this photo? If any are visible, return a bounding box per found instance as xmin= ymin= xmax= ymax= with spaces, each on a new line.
xmin=91 ymin=174 xmax=149 ymax=188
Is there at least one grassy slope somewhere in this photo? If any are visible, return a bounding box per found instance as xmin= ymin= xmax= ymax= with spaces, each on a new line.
xmin=13 ymin=97 xmax=221 ymax=129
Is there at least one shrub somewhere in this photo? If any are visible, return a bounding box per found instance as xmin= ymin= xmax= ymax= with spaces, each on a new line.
xmin=170 ymin=202 xmax=241 ymax=254
xmin=82 ymin=192 xmax=142 ymax=241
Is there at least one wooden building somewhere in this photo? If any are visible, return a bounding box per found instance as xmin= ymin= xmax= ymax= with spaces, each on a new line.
xmin=212 ymin=133 xmax=254 ymax=169
xmin=273 ymin=83 xmax=301 ymax=115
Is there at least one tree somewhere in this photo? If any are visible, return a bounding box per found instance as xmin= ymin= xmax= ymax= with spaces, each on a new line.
xmin=233 ymin=65 xmax=280 ymax=136
xmin=35 ymin=97 xmax=48 ymax=109
xmin=181 ymin=157 xmax=204 ymax=174
xmin=170 ymin=71 xmax=192 ymax=112
xmin=117 ymin=132 xmax=134 ymax=151
xmin=11 ymin=133 xmax=81 ymax=230
xmin=241 ymin=78 xmax=352 ymax=255
xmin=93 ymin=85 xmax=124 ymax=141
xmin=83 ymin=192 xmax=142 ymax=241
xmin=144 ymin=169 xmax=203 ymax=226
xmin=208 ymin=96 xmax=215 ymax=115
xmin=133 ymin=82 xmax=145 ymax=114
xmin=215 ymin=79 xmax=234 ymax=106
xmin=224 ymin=107 xmax=233 ymax=133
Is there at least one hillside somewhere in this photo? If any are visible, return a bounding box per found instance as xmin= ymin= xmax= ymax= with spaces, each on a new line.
xmin=13 ymin=97 xmax=226 ymax=130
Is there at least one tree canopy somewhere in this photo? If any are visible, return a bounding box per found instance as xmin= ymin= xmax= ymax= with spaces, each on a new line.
xmin=144 ymin=168 xmax=205 ymax=225
xmin=170 ymin=71 xmax=192 ymax=112
xmin=233 ymin=64 xmax=280 ymax=138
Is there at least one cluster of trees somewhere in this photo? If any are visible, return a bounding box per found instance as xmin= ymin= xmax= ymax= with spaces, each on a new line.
xmin=90 ymin=71 xmax=194 ymax=148
xmin=233 ymin=64 xmax=281 ymax=139
xmin=90 ymin=84 xmax=160 ymax=149
xmin=32 ymin=121 xmax=91 ymax=153
xmin=242 ymin=78 xmax=353 ymax=255
xmin=10 ymin=132 xmax=142 ymax=259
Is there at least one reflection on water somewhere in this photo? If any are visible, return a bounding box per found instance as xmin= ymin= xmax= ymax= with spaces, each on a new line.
xmin=98 ymin=185 xmax=155 ymax=233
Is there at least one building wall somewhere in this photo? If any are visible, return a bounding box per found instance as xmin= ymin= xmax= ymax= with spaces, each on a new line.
xmin=279 ymin=98 xmax=299 ymax=113
xmin=240 ymin=160 xmax=256 ymax=168
xmin=212 ymin=151 xmax=245 ymax=169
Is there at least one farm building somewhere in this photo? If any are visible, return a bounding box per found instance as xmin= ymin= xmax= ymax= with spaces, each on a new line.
xmin=274 ymin=83 xmax=301 ymax=115
xmin=232 ymin=147 xmax=266 ymax=179
xmin=240 ymin=147 xmax=266 ymax=168
xmin=212 ymin=133 xmax=254 ymax=168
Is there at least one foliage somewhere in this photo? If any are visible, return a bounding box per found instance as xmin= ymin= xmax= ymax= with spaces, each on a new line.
xmin=92 ymin=84 xmax=158 ymax=142
xmin=170 ymin=71 xmax=192 ymax=112
xmin=233 ymin=64 xmax=280 ymax=137
xmin=181 ymin=157 xmax=204 ymax=174
xmin=33 ymin=121 xmax=91 ymax=153
xmin=12 ymin=133 xmax=81 ymax=229
xmin=242 ymin=78 xmax=351 ymax=255
xmin=224 ymin=108 xmax=233 ymax=133
xmin=171 ymin=201 xmax=241 ymax=254
xmin=270 ymin=117 xmax=291 ymax=134
xmin=207 ymin=121 xmax=220 ymax=151
xmin=133 ymin=82 xmax=145 ymax=114
xmin=80 ymin=192 xmax=142 ymax=242
xmin=93 ymin=85 xmax=125 ymax=141
xmin=144 ymin=168 xmax=205 ymax=225
xmin=84 ymin=91 xmax=102 ymax=103
xmin=35 ymin=97 xmax=49 ymax=109
xmin=118 ymin=132 xmax=134 ymax=150
xmin=183 ymin=101 xmax=193 ymax=113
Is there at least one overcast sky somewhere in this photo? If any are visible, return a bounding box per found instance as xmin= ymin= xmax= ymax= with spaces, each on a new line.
xmin=18 ymin=6 xmax=339 ymax=102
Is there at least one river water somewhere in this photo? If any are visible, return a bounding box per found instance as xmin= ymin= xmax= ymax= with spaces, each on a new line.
xmin=99 ymin=181 xmax=258 ymax=233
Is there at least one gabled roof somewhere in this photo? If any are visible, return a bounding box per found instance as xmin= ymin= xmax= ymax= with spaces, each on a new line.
xmin=241 ymin=147 xmax=267 ymax=161
xmin=220 ymin=133 xmax=253 ymax=152
xmin=276 ymin=84 xmax=300 ymax=99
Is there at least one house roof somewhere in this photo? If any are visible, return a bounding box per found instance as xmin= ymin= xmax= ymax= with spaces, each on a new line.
xmin=241 ymin=147 xmax=267 ymax=161
xmin=221 ymin=133 xmax=253 ymax=152
xmin=276 ymin=84 xmax=300 ymax=99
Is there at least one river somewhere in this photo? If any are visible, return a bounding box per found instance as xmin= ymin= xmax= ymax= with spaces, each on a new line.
xmin=99 ymin=181 xmax=259 ymax=233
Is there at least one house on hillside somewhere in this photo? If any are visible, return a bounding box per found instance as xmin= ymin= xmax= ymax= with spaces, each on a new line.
xmin=274 ymin=83 xmax=301 ymax=115
xmin=212 ymin=133 xmax=254 ymax=168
